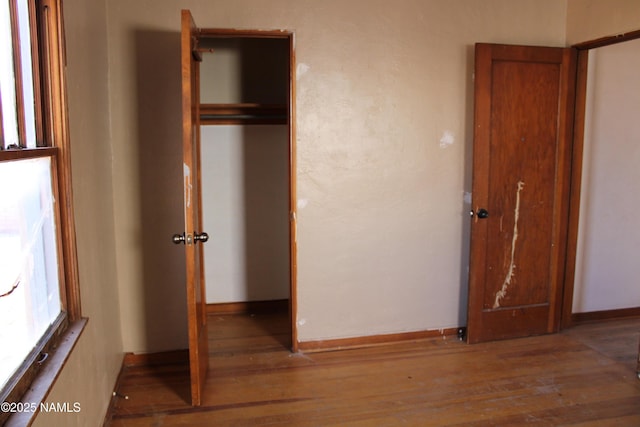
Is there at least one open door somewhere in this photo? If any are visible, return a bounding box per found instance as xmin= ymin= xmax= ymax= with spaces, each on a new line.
xmin=467 ymin=43 xmax=576 ymax=343
xmin=176 ymin=9 xmax=209 ymax=405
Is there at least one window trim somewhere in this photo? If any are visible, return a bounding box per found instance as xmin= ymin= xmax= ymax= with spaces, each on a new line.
xmin=4 ymin=319 xmax=87 ymax=427
xmin=1 ymin=0 xmax=83 ymax=424
xmin=0 ymin=146 xmax=56 ymax=160
xmin=38 ymin=0 xmax=81 ymax=320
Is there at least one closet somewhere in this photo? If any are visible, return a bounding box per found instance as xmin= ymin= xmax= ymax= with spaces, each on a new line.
xmin=198 ymin=36 xmax=292 ymax=314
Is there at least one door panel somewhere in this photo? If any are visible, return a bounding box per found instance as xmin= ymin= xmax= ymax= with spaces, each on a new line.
xmin=181 ymin=9 xmax=209 ymax=405
xmin=467 ymin=43 xmax=576 ymax=343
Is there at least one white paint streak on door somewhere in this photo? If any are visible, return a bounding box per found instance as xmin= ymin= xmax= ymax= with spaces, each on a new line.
xmin=183 ymin=163 xmax=192 ymax=208
xmin=493 ymin=180 xmax=525 ymax=309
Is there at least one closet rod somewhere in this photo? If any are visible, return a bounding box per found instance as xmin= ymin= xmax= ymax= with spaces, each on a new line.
xmin=200 ymin=103 xmax=287 ymax=125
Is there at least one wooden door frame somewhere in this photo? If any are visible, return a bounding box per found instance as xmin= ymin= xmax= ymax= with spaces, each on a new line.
xmin=561 ymin=29 xmax=640 ymax=329
xmin=194 ymin=28 xmax=299 ymax=351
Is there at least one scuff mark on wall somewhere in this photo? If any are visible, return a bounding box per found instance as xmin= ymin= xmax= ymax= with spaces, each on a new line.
xmin=493 ymin=180 xmax=525 ymax=309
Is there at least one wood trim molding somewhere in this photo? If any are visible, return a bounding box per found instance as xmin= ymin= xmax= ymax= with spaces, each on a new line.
xmin=120 ymin=326 xmax=463 ymax=366
xmin=571 ymin=307 xmax=640 ymax=324
xmin=561 ymin=49 xmax=588 ymax=330
xmin=41 ymin=0 xmax=81 ymax=321
xmin=197 ymin=28 xmax=291 ymax=39
xmin=4 ymin=319 xmax=87 ymax=427
xmin=206 ymin=299 xmax=288 ymax=315
xmin=0 ymin=146 xmax=57 ymax=161
xmin=123 ymin=350 xmax=189 ymax=368
xmin=572 ymin=29 xmax=640 ymax=50
xmin=8 ymin=0 xmax=27 ymax=144
xmin=562 ymin=28 xmax=640 ymax=329
xmin=288 ymin=33 xmax=298 ymax=353
xmin=200 ymin=103 xmax=287 ymax=125
xmin=297 ymin=327 xmax=461 ymax=353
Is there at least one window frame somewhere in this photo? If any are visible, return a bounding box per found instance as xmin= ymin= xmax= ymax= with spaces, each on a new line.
xmin=0 ymin=0 xmax=82 ymax=423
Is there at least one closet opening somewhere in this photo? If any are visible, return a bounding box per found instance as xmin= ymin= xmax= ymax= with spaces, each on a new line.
xmin=198 ymin=33 xmax=296 ymax=350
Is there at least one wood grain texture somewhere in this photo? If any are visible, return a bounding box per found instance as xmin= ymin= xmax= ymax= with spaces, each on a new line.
xmin=297 ymin=327 xmax=460 ymax=353
xmin=573 ymin=307 xmax=640 ymax=325
xmin=180 ymin=9 xmax=209 ymax=406
xmin=206 ymin=300 xmax=289 ymax=316
xmin=468 ymin=43 xmax=576 ymax=343
xmin=106 ymin=314 xmax=640 ymax=426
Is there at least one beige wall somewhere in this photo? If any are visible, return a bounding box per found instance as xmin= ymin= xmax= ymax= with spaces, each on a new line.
xmin=28 ymin=1 xmax=640 ymax=424
xmin=566 ymin=0 xmax=640 ymax=45
xmin=107 ymin=8 xmax=190 ymax=353
xmin=32 ymin=0 xmax=123 ymax=425
xmin=106 ymin=0 xmax=567 ymax=350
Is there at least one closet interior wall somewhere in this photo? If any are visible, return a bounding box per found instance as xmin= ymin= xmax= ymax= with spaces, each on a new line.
xmin=199 ymin=38 xmax=290 ymax=305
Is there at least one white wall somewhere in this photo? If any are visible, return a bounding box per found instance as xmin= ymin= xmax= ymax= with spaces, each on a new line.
xmin=572 ymin=38 xmax=640 ymax=313
xmin=566 ymin=0 xmax=640 ymax=45
xmin=201 ymin=125 xmax=290 ymax=303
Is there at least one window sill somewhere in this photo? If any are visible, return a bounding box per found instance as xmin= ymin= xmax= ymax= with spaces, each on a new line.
xmin=4 ymin=318 xmax=88 ymax=427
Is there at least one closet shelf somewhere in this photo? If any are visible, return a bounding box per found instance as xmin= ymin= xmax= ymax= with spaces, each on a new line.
xmin=200 ymin=103 xmax=287 ymax=125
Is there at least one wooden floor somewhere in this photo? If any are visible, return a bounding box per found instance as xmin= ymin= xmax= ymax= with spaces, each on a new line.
xmin=107 ymin=313 xmax=640 ymax=426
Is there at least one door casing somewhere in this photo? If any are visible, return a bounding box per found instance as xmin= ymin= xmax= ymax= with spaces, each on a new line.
xmin=560 ymin=29 xmax=640 ymax=328
xmin=187 ymin=22 xmax=299 ymax=351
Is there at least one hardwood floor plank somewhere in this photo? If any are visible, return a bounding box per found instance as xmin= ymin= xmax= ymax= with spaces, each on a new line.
xmin=107 ymin=314 xmax=640 ymax=426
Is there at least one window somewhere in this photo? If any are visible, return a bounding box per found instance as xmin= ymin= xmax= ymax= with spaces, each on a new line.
xmin=0 ymin=0 xmax=80 ymax=421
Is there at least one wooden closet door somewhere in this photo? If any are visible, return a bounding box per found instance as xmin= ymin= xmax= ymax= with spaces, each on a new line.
xmin=180 ymin=9 xmax=209 ymax=405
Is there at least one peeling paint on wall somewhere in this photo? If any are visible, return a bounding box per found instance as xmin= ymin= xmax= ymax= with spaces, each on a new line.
xmin=439 ymin=130 xmax=455 ymax=148
xmin=183 ymin=163 xmax=191 ymax=208
xmin=297 ymin=63 xmax=310 ymax=79
xmin=463 ymin=191 xmax=472 ymax=205
xmin=493 ymin=180 xmax=525 ymax=309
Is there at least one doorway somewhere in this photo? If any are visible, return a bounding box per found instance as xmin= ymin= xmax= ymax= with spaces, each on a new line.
xmin=563 ymin=32 xmax=640 ymax=325
xmin=198 ymin=34 xmax=296 ymax=349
